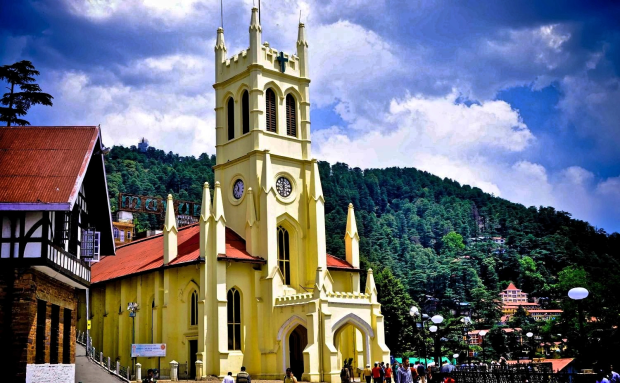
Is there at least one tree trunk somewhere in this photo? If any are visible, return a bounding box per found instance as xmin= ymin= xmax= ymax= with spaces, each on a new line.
xmin=7 ymin=82 xmax=15 ymax=127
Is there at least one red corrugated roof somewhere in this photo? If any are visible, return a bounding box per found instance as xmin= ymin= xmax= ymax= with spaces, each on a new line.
xmin=505 ymin=282 xmax=519 ymax=291
xmin=326 ymin=254 xmax=356 ymax=270
xmin=506 ymin=359 xmax=574 ymax=372
xmin=0 ymin=126 xmax=99 ymax=205
xmin=92 ymin=226 xmax=356 ymax=283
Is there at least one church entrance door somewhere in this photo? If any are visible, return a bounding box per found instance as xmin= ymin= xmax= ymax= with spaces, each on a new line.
xmin=289 ymin=325 xmax=308 ymax=380
xmin=189 ymin=340 xmax=198 ymax=378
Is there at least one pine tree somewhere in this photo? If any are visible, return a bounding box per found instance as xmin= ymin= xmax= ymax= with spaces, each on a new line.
xmin=0 ymin=60 xmax=53 ymax=126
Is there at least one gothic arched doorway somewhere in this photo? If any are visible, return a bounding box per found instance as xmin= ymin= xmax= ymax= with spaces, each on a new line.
xmin=289 ymin=325 xmax=308 ymax=380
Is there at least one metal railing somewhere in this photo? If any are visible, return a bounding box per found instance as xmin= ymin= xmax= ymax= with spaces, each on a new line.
xmin=433 ymin=371 xmax=595 ymax=383
xmin=76 ymin=331 xmax=131 ymax=382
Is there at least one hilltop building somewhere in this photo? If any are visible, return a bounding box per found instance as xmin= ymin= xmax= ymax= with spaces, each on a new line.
xmin=500 ymin=283 xmax=562 ymax=322
xmin=113 ymin=211 xmax=135 ymax=246
xmin=87 ymin=9 xmax=389 ymax=382
xmin=0 ymin=126 xmax=115 ymax=381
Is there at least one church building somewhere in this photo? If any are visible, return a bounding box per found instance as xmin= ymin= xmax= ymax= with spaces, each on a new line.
xmin=89 ymin=8 xmax=389 ymax=381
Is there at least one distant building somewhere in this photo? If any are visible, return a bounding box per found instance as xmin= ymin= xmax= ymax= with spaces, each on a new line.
xmin=138 ymin=137 xmax=149 ymax=152
xmin=499 ymin=283 xmax=562 ymax=322
xmin=0 ymin=126 xmax=115 ymax=381
xmin=112 ymin=211 xmax=135 ymax=246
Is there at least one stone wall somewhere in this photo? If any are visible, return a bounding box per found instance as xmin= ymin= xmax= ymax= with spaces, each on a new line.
xmin=0 ymin=268 xmax=78 ymax=382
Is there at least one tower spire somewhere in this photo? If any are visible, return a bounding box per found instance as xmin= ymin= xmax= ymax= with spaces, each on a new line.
xmin=163 ymin=194 xmax=178 ymax=264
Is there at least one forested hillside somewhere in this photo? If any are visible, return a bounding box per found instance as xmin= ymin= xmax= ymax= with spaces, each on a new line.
xmin=105 ymin=145 xmax=620 ymax=359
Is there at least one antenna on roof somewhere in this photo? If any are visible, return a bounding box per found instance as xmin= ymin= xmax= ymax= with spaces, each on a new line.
xmin=259 ymin=0 xmax=261 ymax=24
xmin=299 ymin=10 xmax=302 ymax=23
xmin=220 ymin=0 xmax=223 ymax=29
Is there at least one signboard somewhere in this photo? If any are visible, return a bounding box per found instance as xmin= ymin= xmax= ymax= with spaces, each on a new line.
xmin=26 ymin=364 xmax=75 ymax=383
xmin=131 ymin=343 xmax=167 ymax=358
xmin=119 ymin=193 xmax=200 ymax=217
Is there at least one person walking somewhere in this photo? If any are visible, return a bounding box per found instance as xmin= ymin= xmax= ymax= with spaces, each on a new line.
xmin=142 ymin=369 xmax=158 ymax=383
xmin=609 ymin=365 xmax=620 ymax=383
xmin=417 ymin=362 xmax=426 ymax=383
xmin=340 ymin=364 xmax=351 ymax=383
xmin=237 ymin=366 xmax=251 ymax=383
xmin=379 ymin=362 xmax=386 ymax=383
xmin=392 ymin=362 xmax=400 ymax=383
xmin=372 ymin=363 xmax=382 ymax=383
xmin=224 ymin=372 xmax=235 ymax=383
xmin=285 ymin=368 xmax=298 ymax=383
xmin=397 ymin=359 xmax=414 ymax=383
xmin=362 ymin=364 xmax=373 ymax=383
xmin=385 ymin=363 xmax=392 ymax=383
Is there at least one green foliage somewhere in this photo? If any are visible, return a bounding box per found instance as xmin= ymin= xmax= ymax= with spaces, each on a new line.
xmin=0 ymin=60 xmax=53 ymax=126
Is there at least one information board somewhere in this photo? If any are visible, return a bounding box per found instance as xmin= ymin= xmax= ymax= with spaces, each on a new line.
xmin=131 ymin=343 xmax=167 ymax=357
xmin=26 ymin=364 xmax=75 ymax=383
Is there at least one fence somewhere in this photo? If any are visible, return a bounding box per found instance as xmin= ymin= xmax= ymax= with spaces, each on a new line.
xmin=76 ymin=330 xmax=132 ymax=382
xmin=433 ymin=371 xmax=595 ymax=383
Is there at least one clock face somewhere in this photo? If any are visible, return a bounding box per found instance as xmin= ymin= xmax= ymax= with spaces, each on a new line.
xmin=276 ymin=177 xmax=292 ymax=197
xmin=233 ymin=179 xmax=244 ymax=199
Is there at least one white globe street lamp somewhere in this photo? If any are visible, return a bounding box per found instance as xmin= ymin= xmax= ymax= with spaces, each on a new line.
xmin=431 ymin=315 xmax=444 ymax=324
xmin=410 ymin=306 xmax=420 ymax=317
xmin=526 ymin=332 xmax=533 ymax=338
xmin=479 ymin=330 xmax=487 ymax=337
xmin=568 ymin=287 xmax=589 ymax=300
xmin=429 ymin=325 xmax=438 ymax=333
xmin=479 ymin=330 xmax=488 ymax=363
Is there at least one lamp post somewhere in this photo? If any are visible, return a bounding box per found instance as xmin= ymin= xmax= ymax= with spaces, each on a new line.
xmin=568 ymin=287 xmax=588 ymax=363
xmin=453 ymin=353 xmax=460 ymax=366
xmin=430 ymin=315 xmax=444 ymax=367
xmin=479 ymin=330 xmax=487 ymax=364
xmin=410 ymin=306 xmax=430 ymax=367
xmin=526 ymin=332 xmax=534 ymax=361
xmin=460 ymin=316 xmax=473 ymax=367
xmin=127 ymin=302 xmax=138 ymax=373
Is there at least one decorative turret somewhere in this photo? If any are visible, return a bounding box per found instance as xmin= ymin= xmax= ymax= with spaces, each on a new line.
xmin=215 ymin=27 xmax=227 ymax=82
xmin=365 ymin=268 xmax=378 ymax=303
xmin=199 ymin=182 xmax=212 ymax=259
xmin=345 ymin=203 xmax=360 ymax=268
xmin=249 ymin=7 xmax=262 ymax=64
xmin=163 ymin=194 xmax=178 ymax=265
xmin=212 ymin=181 xmax=227 ymax=256
xmin=297 ymin=22 xmax=309 ymax=78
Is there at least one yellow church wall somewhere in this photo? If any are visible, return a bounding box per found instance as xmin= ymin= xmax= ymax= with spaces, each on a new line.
xmin=330 ymin=270 xmax=354 ymax=293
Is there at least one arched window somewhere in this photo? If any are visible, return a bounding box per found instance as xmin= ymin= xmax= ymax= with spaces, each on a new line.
xmin=190 ymin=290 xmax=198 ymax=326
xmin=286 ymin=94 xmax=296 ymax=137
xmin=242 ymin=90 xmax=250 ymax=135
xmin=277 ymin=226 xmax=291 ymax=285
xmin=227 ymin=288 xmax=241 ymax=350
xmin=227 ymin=97 xmax=235 ymax=140
xmin=265 ymin=88 xmax=276 ymax=133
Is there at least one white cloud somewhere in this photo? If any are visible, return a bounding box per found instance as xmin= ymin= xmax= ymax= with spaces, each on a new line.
xmin=63 ymin=0 xmax=209 ymax=24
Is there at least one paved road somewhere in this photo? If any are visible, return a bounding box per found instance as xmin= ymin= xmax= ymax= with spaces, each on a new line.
xmin=75 ymin=343 xmax=124 ymax=383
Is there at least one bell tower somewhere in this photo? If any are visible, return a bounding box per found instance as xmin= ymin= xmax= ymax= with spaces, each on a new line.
xmin=212 ymin=8 xmax=325 ymax=289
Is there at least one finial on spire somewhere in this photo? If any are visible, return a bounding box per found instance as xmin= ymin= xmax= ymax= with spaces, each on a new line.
xmin=250 ymin=6 xmax=261 ymax=32
xmin=297 ymin=21 xmax=308 ymax=47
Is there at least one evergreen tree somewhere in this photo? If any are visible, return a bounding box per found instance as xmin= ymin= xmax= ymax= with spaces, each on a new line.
xmin=0 ymin=60 xmax=53 ymax=126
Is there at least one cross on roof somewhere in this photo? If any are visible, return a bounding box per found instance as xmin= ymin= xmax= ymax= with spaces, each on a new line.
xmin=276 ymin=51 xmax=288 ymax=73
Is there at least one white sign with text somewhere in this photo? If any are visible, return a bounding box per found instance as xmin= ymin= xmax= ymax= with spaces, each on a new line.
xmin=131 ymin=343 xmax=167 ymax=357
xmin=26 ymin=364 xmax=75 ymax=383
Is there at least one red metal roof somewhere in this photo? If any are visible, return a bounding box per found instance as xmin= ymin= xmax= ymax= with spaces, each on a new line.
xmin=505 ymin=282 xmax=519 ymax=291
xmin=506 ymin=359 xmax=574 ymax=372
xmin=0 ymin=126 xmax=99 ymax=206
xmin=326 ymin=254 xmax=356 ymax=270
xmin=92 ymin=226 xmax=356 ymax=283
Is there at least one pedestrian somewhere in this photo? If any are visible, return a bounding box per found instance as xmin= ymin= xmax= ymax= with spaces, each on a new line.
xmin=340 ymin=364 xmax=351 ymax=383
xmin=385 ymin=363 xmax=392 ymax=383
xmin=440 ymin=361 xmax=456 ymax=374
xmin=397 ymin=359 xmax=413 ymax=383
xmin=224 ymin=372 xmax=235 ymax=383
xmin=596 ymin=370 xmax=610 ymax=383
xmin=142 ymin=368 xmax=157 ymax=383
xmin=372 ymin=362 xmax=382 ymax=383
xmin=379 ymin=362 xmax=386 ymax=383
xmin=610 ymin=365 xmax=620 ymax=383
xmin=237 ymin=366 xmax=252 ymax=383
xmin=392 ymin=362 xmax=400 ymax=383
xmin=285 ymin=368 xmax=298 ymax=383
xmin=416 ymin=362 xmax=426 ymax=383
xmin=362 ymin=364 xmax=373 ymax=383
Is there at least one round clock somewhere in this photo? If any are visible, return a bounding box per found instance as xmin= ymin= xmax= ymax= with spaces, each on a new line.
xmin=275 ymin=176 xmax=292 ymax=197
xmin=233 ymin=179 xmax=244 ymax=199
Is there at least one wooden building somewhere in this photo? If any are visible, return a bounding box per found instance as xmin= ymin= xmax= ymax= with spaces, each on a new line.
xmin=0 ymin=126 xmax=115 ymax=382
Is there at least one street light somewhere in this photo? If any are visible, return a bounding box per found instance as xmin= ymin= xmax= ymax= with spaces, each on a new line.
xmin=479 ymin=330 xmax=487 ymax=364
xmin=410 ymin=306 xmax=429 ymax=367
xmin=127 ymin=302 xmax=138 ymax=372
xmin=429 ymin=315 xmax=444 ymax=367
xmin=526 ymin=332 xmax=534 ymax=360
xmin=568 ymin=287 xmax=589 ymax=363
xmin=461 ymin=316 xmax=473 ymax=367
xmin=453 ymin=353 xmax=460 ymax=366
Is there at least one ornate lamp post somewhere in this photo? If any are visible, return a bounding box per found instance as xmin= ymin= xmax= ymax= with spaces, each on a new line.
xmin=526 ymin=332 xmax=534 ymax=360
xmin=460 ymin=316 xmax=473 ymax=367
xmin=479 ymin=330 xmax=487 ymax=364
xmin=128 ymin=302 xmax=138 ymax=372
xmin=430 ymin=314 xmax=444 ymax=366
xmin=410 ymin=306 xmax=430 ymax=367
xmin=568 ymin=287 xmax=588 ymax=362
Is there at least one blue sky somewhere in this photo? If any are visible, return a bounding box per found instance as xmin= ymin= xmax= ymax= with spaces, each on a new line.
xmin=1 ymin=0 xmax=619 ymax=233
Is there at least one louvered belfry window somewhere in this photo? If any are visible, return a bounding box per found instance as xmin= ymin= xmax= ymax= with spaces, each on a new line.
xmin=242 ymin=90 xmax=250 ymax=134
xmin=227 ymin=97 xmax=235 ymax=140
xmin=265 ymin=88 xmax=276 ymax=133
xmin=286 ymin=94 xmax=296 ymax=137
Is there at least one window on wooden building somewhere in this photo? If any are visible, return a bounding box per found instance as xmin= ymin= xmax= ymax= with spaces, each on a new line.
xmin=50 ymin=304 xmax=60 ymax=364
xmin=63 ymin=308 xmax=71 ymax=363
xmin=286 ymin=94 xmax=296 ymax=137
xmin=227 ymin=97 xmax=235 ymax=140
xmin=227 ymin=288 xmax=241 ymax=350
xmin=277 ymin=226 xmax=291 ymax=285
xmin=265 ymin=88 xmax=276 ymax=133
xmin=242 ymin=90 xmax=250 ymax=134
xmin=35 ymin=300 xmax=47 ymax=364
